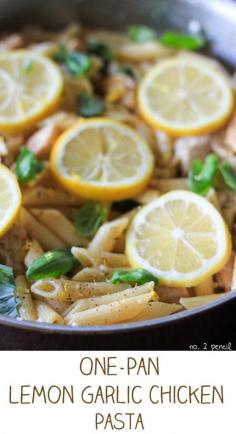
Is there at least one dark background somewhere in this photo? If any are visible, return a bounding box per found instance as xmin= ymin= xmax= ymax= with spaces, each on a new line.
xmin=0 ymin=296 xmax=235 ymax=350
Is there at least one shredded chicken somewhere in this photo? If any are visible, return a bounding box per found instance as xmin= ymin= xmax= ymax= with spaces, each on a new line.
xmin=174 ymin=135 xmax=211 ymax=174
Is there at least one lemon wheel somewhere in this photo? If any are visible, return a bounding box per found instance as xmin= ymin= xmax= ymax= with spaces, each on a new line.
xmin=0 ymin=50 xmax=63 ymax=133
xmin=138 ymin=57 xmax=234 ymax=136
xmin=50 ymin=118 xmax=154 ymax=201
xmin=0 ymin=164 xmax=22 ymax=236
xmin=126 ymin=190 xmax=231 ymax=287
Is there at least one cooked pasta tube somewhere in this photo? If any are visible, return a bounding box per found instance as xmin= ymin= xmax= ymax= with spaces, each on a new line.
xmin=195 ymin=276 xmax=214 ymax=296
xmin=130 ymin=301 xmax=182 ymax=322
xmin=24 ymin=238 xmax=44 ymax=267
xmin=64 ymin=282 xmax=155 ymax=319
xmin=67 ymin=292 xmax=154 ymax=326
xmin=88 ymin=216 xmax=129 ymax=259
xmin=15 ymin=275 xmax=37 ymax=321
xmin=98 ymin=252 xmax=130 ymax=267
xmin=31 ymin=208 xmax=88 ymax=247
xmin=21 ymin=208 xmax=65 ymax=250
xmin=23 ymin=187 xmax=84 ymax=207
xmin=71 ymin=247 xmax=94 ymax=266
xmin=31 ymin=279 xmax=130 ymax=302
xmin=231 ymin=255 xmax=236 ymax=291
xmin=72 ymin=265 xmax=131 ymax=282
xmin=35 ymin=300 xmax=64 ymax=324
xmin=180 ymin=294 xmax=225 ymax=310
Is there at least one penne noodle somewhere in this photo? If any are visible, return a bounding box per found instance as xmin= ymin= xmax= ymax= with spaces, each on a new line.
xmin=195 ymin=276 xmax=214 ymax=296
xmin=66 ymin=292 xmax=154 ymax=326
xmin=89 ymin=216 xmax=129 ymax=260
xmin=99 ymin=252 xmax=130 ymax=268
xmin=129 ymin=301 xmax=182 ymax=322
xmin=15 ymin=275 xmax=37 ymax=321
xmin=46 ymin=299 xmax=71 ymax=314
xmin=21 ymin=208 xmax=66 ymax=251
xmin=180 ymin=294 xmax=225 ymax=310
xmin=31 ymin=208 xmax=88 ymax=247
xmin=64 ymin=282 xmax=155 ymax=318
xmin=35 ymin=300 xmax=64 ymax=324
xmin=31 ymin=278 xmax=130 ymax=302
xmin=71 ymin=247 xmax=94 ymax=266
xmin=72 ymin=265 xmax=131 ymax=282
xmin=230 ymin=255 xmax=236 ymax=291
xmin=24 ymin=238 xmax=44 ymax=267
xmin=23 ymin=187 xmax=84 ymax=207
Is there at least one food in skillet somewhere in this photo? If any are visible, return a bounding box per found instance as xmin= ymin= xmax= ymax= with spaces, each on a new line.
xmin=0 ymin=24 xmax=235 ymax=326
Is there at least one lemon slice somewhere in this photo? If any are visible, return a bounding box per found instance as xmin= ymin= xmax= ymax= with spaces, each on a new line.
xmin=50 ymin=118 xmax=154 ymax=201
xmin=126 ymin=190 xmax=231 ymax=287
xmin=0 ymin=50 xmax=63 ymax=133
xmin=138 ymin=57 xmax=234 ymax=136
xmin=0 ymin=164 xmax=22 ymax=236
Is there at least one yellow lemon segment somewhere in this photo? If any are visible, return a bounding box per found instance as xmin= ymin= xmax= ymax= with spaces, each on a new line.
xmin=0 ymin=50 xmax=63 ymax=133
xmin=138 ymin=57 xmax=234 ymax=136
xmin=126 ymin=190 xmax=231 ymax=287
xmin=0 ymin=164 xmax=22 ymax=236
xmin=50 ymin=118 xmax=154 ymax=201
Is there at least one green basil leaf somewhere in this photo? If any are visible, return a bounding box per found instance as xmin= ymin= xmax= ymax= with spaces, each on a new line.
xmin=16 ymin=148 xmax=44 ymax=183
xmin=219 ymin=161 xmax=236 ymax=191
xmin=160 ymin=31 xmax=206 ymax=50
xmin=128 ymin=25 xmax=157 ymax=42
xmin=189 ymin=154 xmax=219 ymax=195
xmin=110 ymin=269 xmax=159 ymax=285
xmin=0 ymin=265 xmax=20 ymax=318
xmin=87 ymin=41 xmax=114 ymax=66
xmin=75 ymin=202 xmax=108 ymax=238
xmin=54 ymin=45 xmax=91 ymax=77
xmin=77 ymin=93 xmax=105 ymax=117
xmin=26 ymin=249 xmax=79 ymax=281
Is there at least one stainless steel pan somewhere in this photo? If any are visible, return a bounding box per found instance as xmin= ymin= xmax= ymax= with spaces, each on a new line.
xmin=0 ymin=0 xmax=236 ymax=335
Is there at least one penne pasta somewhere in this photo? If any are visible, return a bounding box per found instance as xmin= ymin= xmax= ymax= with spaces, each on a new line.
xmin=23 ymin=187 xmax=84 ymax=207
xmin=180 ymin=294 xmax=225 ymax=310
xmin=35 ymin=300 xmax=64 ymax=324
xmin=66 ymin=292 xmax=154 ymax=326
xmin=21 ymin=208 xmax=66 ymax=250
xmin=24 ymin=238 xmax=44 ymax=267
xmin=31 ymin=208 xmax=88 ymax=247
xmin=129 ymin=301 xmax=182 ymax=322
xmin=15 ymin=275 xmax=37 ymax=321
xmin=31 ymin=278 xmax=130 ymax=302
xmin=64 ymin=282 xmax=155 ymax=319
xmin=195 ymin=277 xmax=214 ymax=296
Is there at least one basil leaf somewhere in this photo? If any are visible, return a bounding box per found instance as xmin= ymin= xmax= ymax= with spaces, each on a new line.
xmin=160 ymin=31 xmax=205 ymax=50
xmin=110 ymin=269 xmax=159 ymax=285
xmin=219 ymin=161 xmax=236 ymax=191
xmin=16 ymin=148 xmax=44 ymax=183
xmin=75 ymin=202 xmax=108 ymax=238
xmin=0 ymin=265 xmax=20 ymax=318
xmin=77 ymin=93 xmax=105 ymax=117
xmin=128 ymin=25 xmax=157 ymax=42
xmin=54 ymin=45 xmax=91 ymax=77
xmin=26 ymin=249 xmax=79 ymax=281
xmin=87 ymin=41 xmax=114 ymax=67
xmin=189 ymin=154 xmax=219 ymax=195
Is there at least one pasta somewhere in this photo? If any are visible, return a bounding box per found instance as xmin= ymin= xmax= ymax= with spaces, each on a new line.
xmin=0 ymin=21 xmax=235 ymax=329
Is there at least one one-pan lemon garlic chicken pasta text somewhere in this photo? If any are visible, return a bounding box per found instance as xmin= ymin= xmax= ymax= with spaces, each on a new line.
xmin=0 ymin=24 xmax=236 ymax=326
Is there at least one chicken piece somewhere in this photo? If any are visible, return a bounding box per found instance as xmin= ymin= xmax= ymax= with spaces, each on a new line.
xmin=0 ymin=222 xmax=28 ymax=275
xmin=174 ymin=135 xmax=211 ymax=175
xmin=39 ymin=111 xmax=77 ymax=130
xmin=157 ymin=286 xmax=189 ymax=304
xmin=26 ymin=124 xmax=62 ymax=157
xmin=104 ymin=73 xmax=136 ymax=110
xmin=215 ymin=252 xmax=235 ymax=292
xmin=0 ymin=33 xmax=24 ymax=51
xmin=224 ymin=111 xmax=236 ymax=152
